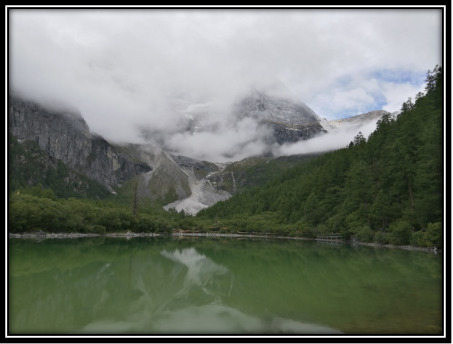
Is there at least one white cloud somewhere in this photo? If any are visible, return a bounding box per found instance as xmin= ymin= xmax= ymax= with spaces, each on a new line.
xmin=381 ymin=82 xmax=426 ymax=113
xmin=8 ymin=8 xmax=442 ymax=160
xmin=165 ymin=118 xmax=273 ymax=163
xmin=277 ymin=119 xmax=381 ymax=156
xmin=313 ymin=87 xmax=377 ymax=119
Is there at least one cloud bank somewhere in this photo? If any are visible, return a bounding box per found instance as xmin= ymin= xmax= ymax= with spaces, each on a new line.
xmin=276 ymin=119 xmax=381 ymax=157
xmin=9 ymin=8 xmax=442 ymax=162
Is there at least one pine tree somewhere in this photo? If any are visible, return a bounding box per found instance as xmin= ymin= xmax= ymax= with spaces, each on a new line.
xmin=353 ymin=132 xmax=366 ymax=145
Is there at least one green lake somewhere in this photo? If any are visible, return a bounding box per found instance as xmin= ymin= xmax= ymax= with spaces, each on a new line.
xmin=8 ymin=237 xmax=443 ymax=335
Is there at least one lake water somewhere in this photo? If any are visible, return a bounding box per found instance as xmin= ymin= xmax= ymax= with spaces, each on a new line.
xmin=8 ymin=237 xmax=442 ymax=335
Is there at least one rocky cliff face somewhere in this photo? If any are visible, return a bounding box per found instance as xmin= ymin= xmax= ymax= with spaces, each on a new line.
xmin=8 ymin=132 xmax=111 ymax=198
xmin=233 ymin=91 xmax=327 ymax=144
xmin=8 ymin=96 xmax=230 ymax=208
xmin=8 ymin=95 xmax=395 ymax=214
xmin=9 ymin=97 xmax=152 ymax=192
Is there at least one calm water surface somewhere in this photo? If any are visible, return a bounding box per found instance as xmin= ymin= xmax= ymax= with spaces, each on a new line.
xmin=8 ymin=237 xmax=442 ymax=335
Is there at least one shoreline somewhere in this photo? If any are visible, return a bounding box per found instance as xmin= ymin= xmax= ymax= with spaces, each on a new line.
xmin=8 ymin=232 xmax=163 ymax=239
xmin=8 ymin=232 xmax=440 ymax=253
xmin=349 ymin=240 xmax=440 ymax=253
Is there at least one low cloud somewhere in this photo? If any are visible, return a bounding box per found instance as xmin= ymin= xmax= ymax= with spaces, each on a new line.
xmin=381 ymin=82 xmax=426 ymax=113
xmin=276 ymin=119 xmax=380 ymax=156
xmin=164 ymin=118 xmax=273 ymax=163
xmin=8 ymin=9 xmax=441 ymax=161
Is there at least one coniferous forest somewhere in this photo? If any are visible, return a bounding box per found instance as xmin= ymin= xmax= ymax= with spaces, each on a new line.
xmin=196 ymin=66 xmax=443 ymax=247
xmin=8 ymin=66 xmax=443 ymax=248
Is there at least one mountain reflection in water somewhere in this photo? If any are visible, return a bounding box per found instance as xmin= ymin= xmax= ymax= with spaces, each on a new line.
xmin=160 ymin=248 xmax=231 ymax=300
xmin=9 ymin=237 xmax=441 ymax=334
xmin=81 ymin=247 xmax=341 ymax=334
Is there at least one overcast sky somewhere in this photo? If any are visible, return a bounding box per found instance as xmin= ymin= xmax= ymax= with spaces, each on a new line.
xmin=8 ymin=7 xmax=442 ymax=161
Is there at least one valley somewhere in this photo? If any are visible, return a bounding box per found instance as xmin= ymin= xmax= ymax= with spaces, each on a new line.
xmin=8 ymin=86 xmax=391 ymax=215
xmin=8 ymin=66 xmax=443 ymax=251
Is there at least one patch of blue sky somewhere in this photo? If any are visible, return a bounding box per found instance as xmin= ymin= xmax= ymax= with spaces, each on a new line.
xmin=330 ymin=109 xmax=360 ymax=121
xmin=316 ymin=69 xmax=424 ymax=121
xmin=371 ymin=92 xmax=387 ymax=110
xmin=330 ymin=97 xmax=388 ymax=121
xmin=331 ymin=90 xmax=387 ymax=120
xmin=333 ymin=74 xmax=353 ymax=88
xmin=331 ymin=110 xmax=363 ymax=121
xmin=370 ymin=69 xmax=426 ymax=86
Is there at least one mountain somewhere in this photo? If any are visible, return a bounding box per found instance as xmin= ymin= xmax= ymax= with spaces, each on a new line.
xmin=8 ymin=96 xmax=231 ymax=213
xmin=8 ymin=132 xmax=111 ymax=199
xmin=233 ymin=89 xmax=327 ymax=144
xmin=9 ymin=97 xmax=152 ymax=193
xmin=141 ymin=79 xmax=328 ymax=148
xmin=197 ymin=66 xmax=443 ymax=244
xmin=171 ymin=82 xmax=395 ymax=148
xmin=8 ymin=65 xmax=442 ymax=247
xmin=8 ymin=92 xmax=398 ymax=215
xmin=328 ymin=110 xmax=390 ymax=130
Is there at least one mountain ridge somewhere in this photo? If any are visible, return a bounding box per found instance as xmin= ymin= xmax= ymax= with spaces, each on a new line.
xmin=8 ymin=93 xmax=394 ymax=214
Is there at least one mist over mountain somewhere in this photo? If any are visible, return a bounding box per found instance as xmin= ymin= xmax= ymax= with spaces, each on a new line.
xmin=8 ymin=84 xmax=394 ymax=215
xmin=9 ymin=9 xmax=440 ymax=164
xmin=135 ymin=78 xmax=330 ymax=162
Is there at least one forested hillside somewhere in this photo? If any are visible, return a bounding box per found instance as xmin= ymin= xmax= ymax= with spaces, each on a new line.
xmin=8 ymin=133 xmax=111 ymax=199
xmin=8 ymin=185 xmax=193 ymax=235
xmin=197 ymin=66 xmax=443 ymax=248
xmin=8 ymin=66 xmax=443 ymax=248
xmin=231 ymin=153 xmax=323 ymax=192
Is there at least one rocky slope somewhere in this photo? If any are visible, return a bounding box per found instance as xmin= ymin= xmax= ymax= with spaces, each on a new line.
xmin=328 ymin=110 xmax=390 ymax=129
xmin=162 ymin=155 xmax=232 ymax=215
xmin=8 ymin=96 xmax=231 ymax=211
xmin=8 ymin=132 xmax=111 ymax=199
xmin=233 ymin=90 xmax=327 ymax=144
xmin=8 ymin=95 xmax=397 ymax=215
xmin=9 ymin=97 xmax=152 ymax=193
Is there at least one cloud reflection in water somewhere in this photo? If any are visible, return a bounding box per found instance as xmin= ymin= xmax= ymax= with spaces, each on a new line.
xmin=81 ymin=247 xmax=342 ymax=334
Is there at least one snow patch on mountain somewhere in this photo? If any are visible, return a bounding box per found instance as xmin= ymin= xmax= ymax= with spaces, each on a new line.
xmin=163 ymin=162 xmax=231 ymax=215
xmin=314 ymin=114 xmax=336 ymax=131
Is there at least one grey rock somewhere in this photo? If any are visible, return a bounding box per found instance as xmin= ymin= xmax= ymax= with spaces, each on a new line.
xmin=9 ymin=97 xmax=152 ymax=190
xmin=233 ymin=90 xmax=327 ymax=144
